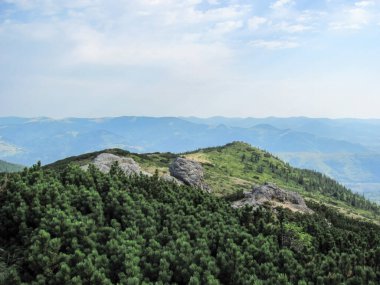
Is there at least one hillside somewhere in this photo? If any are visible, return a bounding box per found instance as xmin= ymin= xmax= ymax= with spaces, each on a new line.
xmin=277 ymin=152 xmax=380 ymax=203
xmin=2 ymin=116 xmax=380 ymax=203
xmin=183 ymin=117 xmax=380 ymax=202
xmin=46 ymin=142 xmax=380 ymax=223
xmin=2 ymin=151 xmax=380 ymax=284
xmin=0 ymin=159 xmax=23 ymax=173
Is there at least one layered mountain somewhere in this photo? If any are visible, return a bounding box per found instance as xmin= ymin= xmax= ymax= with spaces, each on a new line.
xmin=183 ymin=116 xmax=380 ymax=152
xmin=1 ymin=116 xmax=380 ymax=202
xmin=0 ymin=116 xmax=370 ymax=165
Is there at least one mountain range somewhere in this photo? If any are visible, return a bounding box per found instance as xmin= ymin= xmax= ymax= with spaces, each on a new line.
xmin=1 ymin=116 xmax=380 ymax=201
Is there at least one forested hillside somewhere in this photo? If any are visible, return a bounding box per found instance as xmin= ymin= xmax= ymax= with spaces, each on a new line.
xmin=0 ymin=160 xmax=23 ymax=173
xmin=46 ymin=142 xmax=380 ymax=222
xmin=1 ymin=163 xmax=380 ymax=284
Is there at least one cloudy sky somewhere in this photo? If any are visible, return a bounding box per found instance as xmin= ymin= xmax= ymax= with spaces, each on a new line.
xmin=0 ymin=0 xmax=379 ymax=118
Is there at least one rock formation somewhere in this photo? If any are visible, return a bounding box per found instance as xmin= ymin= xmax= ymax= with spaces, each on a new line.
xmin=160 ymin=174 xmax=183 ymax=185
xmin=232 ymin=182 xmax=313 ymax=214
xmin=83 ymin=154 xmax=210 ymax=191
xmin=169 ymin=157 xmax=211 ymax=192
xmin=84 ymin=153 xmax=151 ymax=176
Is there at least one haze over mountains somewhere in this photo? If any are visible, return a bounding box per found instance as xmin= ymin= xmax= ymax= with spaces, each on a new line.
xmin=0 ymin=159 xmax=23 ymax=173
xmin=1 ymin=116 xmax=380 ymax=201
xmin=185 ymin=117 xmax=380 ymax=152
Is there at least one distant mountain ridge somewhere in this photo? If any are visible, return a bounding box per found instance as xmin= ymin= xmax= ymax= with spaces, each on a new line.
xmin=183 ymin=116 xmax=380 ymax=152
xmin=1 ymin=116 xmax=380 ymax=201
xmin=0 ymin=116 xmax=371 ymax=165
xmin=0 ymin=159 xmax=23 ymax=173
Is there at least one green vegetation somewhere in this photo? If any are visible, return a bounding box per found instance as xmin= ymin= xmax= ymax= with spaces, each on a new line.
xmin=2 ymin=162 xmax=380 ymax=284
xmin=277 ymin=152 xmax=380 ymax=203
xmin=185 ymin=142 xmax=380 ymax=222
xmin=0 ymin=159 xmax=23 ymax=173
xmin=46 ymin=142 xmax=380 ymax=223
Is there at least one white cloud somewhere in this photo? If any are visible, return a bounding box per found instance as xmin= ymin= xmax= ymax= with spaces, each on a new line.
xmin=3 ymin=0 xmax=98 ymax=16
xmin=329 ymin=6 xmax=373 ymax=30
xmin=247 ymin=16 xmax=267 ymax=30
xmin=1 ymin=0 xmax=245 ymax=69
xmin=2 ymin=0 xmax=380 ymax=119
xmin=207 ymin=0 xmax=219 ymax=5
xmin=270 ymin=0 xmax=294 ymax=10
xmin=355 ymin=1 xmax=375 ymax=7
xmin=249 ymin=39 xmax=299 ymax=49
xmin=276 ymin=22 xmax=311 ymax=33
xmin=296 ymin=10 xmax=327 ymax=23
xmin=211 ymin=20 xmax=243 ymax=35
xmin=349 ymin=7 xmax=372 ymax=25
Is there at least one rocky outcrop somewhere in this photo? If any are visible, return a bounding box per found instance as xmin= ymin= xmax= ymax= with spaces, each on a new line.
xmin=84 ymin=153 xmax=151 ymax=176
xmin=169 ymin=157 xmax=211 ymax=192
xmin=84 ymin=154 xmax=210 ymax=191
xmin=232 ymin=183 xmax=313 ymax=214
xmin=161 ymin=174 xmax=183 ymax=186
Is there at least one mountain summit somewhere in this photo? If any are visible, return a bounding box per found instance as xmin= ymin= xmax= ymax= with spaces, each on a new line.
xmin=46 ymin=141 xmax=380 ymax=223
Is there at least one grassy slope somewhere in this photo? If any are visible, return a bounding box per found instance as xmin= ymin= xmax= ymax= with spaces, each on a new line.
xmin=183 ymin=143 xmax=380 ymax=222
xmin=0 ymin=159 xmax=24 ymax=173
xmin=46 ymin=141 xmax=380 ymax=223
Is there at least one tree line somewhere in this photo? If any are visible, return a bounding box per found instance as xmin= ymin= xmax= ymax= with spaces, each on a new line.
xmin=0 ymin=163 xmax=380 ymax=284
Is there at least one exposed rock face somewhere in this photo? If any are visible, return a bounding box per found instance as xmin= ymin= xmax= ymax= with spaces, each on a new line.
xmin=232 ymin=183 xmax=313 ymax=214
xmin=169 ymin=157 xmax=211 ymax=192
xmin=161 ymin=174 xmax=183 ymax=186
xmin=86 ymin=153 xmax=151 ymax=176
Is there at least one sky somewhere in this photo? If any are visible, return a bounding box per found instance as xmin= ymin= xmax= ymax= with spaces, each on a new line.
xmin=0 ymin=0 xmax=380 ymax=118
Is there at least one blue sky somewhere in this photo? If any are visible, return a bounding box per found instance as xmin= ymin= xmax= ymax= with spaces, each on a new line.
xmin=0 ymin=0 xmax=380 ymax=118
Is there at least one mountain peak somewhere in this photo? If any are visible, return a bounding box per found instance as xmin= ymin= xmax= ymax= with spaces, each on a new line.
xmin=223 ymin=141 xmax=253 ymax=150
xmin=45 ymin=142 xmax=380 ymax=223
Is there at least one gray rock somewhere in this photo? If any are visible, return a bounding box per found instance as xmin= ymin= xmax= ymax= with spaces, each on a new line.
xmin=169 ymin=157 xmax=211 ymax=192
xmin=80 ymin=164 xmax=89 ymax=171
xmin=161 ymin=174 xmax=183 ymax=185
xmin=86 ymin=153 xmax=151 ymax=176
xmin=232 ymin=182 xmax=313 ymax=214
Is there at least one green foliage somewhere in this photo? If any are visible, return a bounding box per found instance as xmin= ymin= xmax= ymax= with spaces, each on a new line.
xmin=187 ymin=142 xmax=380 ymax=220
xmin=1 ymin=163 xmax=380 ymax=284
xmin=45 ymin=142 xmax=380 ymax=223
xmin=282 ymin=222 xmax=313 ymax=252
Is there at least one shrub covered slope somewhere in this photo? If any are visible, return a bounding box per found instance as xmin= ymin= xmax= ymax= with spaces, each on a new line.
xmin=47 ymin=142 xmax=380 ymax=222
xmin=1 ymin=162 xmax=380 ymax=284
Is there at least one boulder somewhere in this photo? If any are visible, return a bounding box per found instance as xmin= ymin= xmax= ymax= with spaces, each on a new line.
xmin=232 ymin=182 xmax=312 ymax=214
xmin=85 ymin=153 xmax=151 ymax=176
xmin=169 ymin=157 xmax=211 ymax=192
xmin=161 ymin=174 xmax=183 ymax=185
